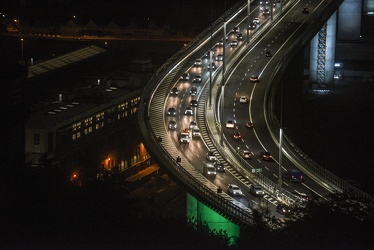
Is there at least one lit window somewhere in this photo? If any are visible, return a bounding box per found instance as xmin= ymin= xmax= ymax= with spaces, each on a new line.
xmin=88 ymin=127 xmax=92 ymax=133
xmin=72 ymin=134 xmax=76 ymax=140
xmin=77 ymin=132 xmax=81 ymax=138
xmin=96 ymin=124 xmax=99 ymax=130
xmin=84 ymin=128 xmax=88 ymax=135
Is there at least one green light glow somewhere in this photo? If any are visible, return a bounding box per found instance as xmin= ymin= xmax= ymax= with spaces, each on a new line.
xmin=186 ymin=193 xmax=240 ymax=245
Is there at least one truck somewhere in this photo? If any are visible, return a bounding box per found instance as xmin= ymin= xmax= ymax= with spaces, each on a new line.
xmin=178 ymin=129 xmax=190 ymax=144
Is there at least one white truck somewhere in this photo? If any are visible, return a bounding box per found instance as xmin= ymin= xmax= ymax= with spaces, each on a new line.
xmin=178 ymin=129 xmax=190 ymax=144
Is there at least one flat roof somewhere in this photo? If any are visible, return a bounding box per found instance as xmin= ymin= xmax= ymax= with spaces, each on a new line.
xmin=27 ymin=45 xmax=106 ymax=78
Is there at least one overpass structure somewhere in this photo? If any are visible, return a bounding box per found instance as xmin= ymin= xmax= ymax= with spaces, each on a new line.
xmin=138 ymin=0 xmax=373 ymax=231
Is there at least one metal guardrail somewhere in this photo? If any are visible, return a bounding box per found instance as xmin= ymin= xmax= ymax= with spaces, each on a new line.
xmin=138 ymin=0 xmax=255 ymax=226
xmin=139 ymin=0 xmax=373 ymax=229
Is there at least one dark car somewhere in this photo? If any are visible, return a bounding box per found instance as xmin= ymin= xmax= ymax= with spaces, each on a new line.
xmin=236 ymin=33 xmax=243 ymax=41
xmin=190 ymin=99 xmax=198 ymax=107
xmin=302 ymin=7 xmax=309 ymax=14
xmin=190 ymin=87 xmax=197 ymax=96
xmin=232 ymin=132 xmax=242 ymax=140
xmin=276 ymin=204 xmax=291 ymax=215
xmin=167 ymin=107 xmax=176 ymax=116
xmin=248 ymin=22 xmax=256 ymax=30
xmin=259 ymin=151 xmax=273 ymax=161
xmin=207 ymin=62 xmax=216 ymax=70
xmin=193 ymin=74 xmax=202 ymax=83
xmin=250 ymin=75 xmax=259 ymax=83
xmin=213 ymin=160 xmax=225 ymax=172
xmin=233 ymin=26 xmax=240 ymax=33
xmin=265 ymin=50 xmax=272 ymax=57
xmin=245 ymin=121 xmax=254 ymax=128
xmin=286 ymin=169 xmax=303 ymax=182
xmin=170 ymin=87 xmax=179 ymax=95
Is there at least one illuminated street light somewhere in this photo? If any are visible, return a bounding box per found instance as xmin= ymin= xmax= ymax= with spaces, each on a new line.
xmin=247 ymin=0 xmax=251 ymax=44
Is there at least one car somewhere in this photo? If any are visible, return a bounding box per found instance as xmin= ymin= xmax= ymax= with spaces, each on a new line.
xmin=168 ymin=120 xmax=177 ymax=130
xmin=215 ymin=54 xmax=223 ymax=61
xmin=206 ymin=151 xmax=217 ymax=161
xmin=233 ymin=26 xmax=240 ymax=33
xmin=230 ymin=40 xmax=238 ymax=47
xmin=292 ymin=190 xmax=310 ymax=202
xmin=190 ymin=86 xmax=197 ymax=96
xmin=178 ymin=130 xmax=190 ymax=144
xmin=259 ymin=151 xmax=273 ymax=161
xmin=232 ymin=131 xmax=242 ymax=140
xmin=240 ymin=149 xmax=252 ymax=159
xmin=263 ymin=7 xmax=270 ymax=14
xmin=249 ymin=184 xmax=264 ymax=196
xmin=170 ymin=87 xmax=179 ymax=95
xmin=213 ymin=160 xmax=225 ymax=172
xmin=190 ymin=99 xmax=198 ymax=107
xmin=286 ymin=169 xmax=303 ymax=182
xmin=249 ymin=75 xmax=259 ymax=83
xmin=239 ymin=96 xmax=248 ymax=103
xmin=265 ymin=50 xmax=272 ymax=57
xmin=192 ymin=127 xmax=201 ymax=138
xmin=302 ymin=7 xmax=309 ymax=14
xmin=276 ymin=204 xmax=291 ymax=215
xmin=167 ymin=107 xmax=176 ymax=116
xmin=253 ymin=17 xmax=260 ymax=24
xmin=180 ymin=72 xmax=190 ymax=81
xmin=236 ymin=33 xmax=243 ymax=41
xmin=248 ymin=22 xmax=256 ymax=30
xmin=225 ymin=120 xmax=235 ymax=128
xmin=217 ymin=39 xmax=224 ymax=46
xmin=245 ymin=121 xmax=254 ymax=128
xmin=189 ymin=120 xmax=197 ymax=129
xmin=194 ymin=58 xmax=202 ymax=66
xmin=207 ymin=62 xmax=216 ymax=70
xmin=193 ymin=74 xmax=202 ymax=83
xmin=184 ymin=106 xmax=193 ymax=115
xmin=203 ymin=163 xmax=217 ymax=179
xmin=227 ymin=184 xmax=244 ymax=196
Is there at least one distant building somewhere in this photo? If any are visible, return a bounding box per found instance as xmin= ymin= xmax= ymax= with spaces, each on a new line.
xmin=23 ymin=45 xmax=154 ymax=180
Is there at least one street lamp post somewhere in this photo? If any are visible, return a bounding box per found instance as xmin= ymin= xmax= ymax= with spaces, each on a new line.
xmin=220 ymin=20 xmax=227 ymax=146
xmin=20 ymin=38 xmax=24 ymax=62
xmin=247 ymin=0 xmax=251 ymax=44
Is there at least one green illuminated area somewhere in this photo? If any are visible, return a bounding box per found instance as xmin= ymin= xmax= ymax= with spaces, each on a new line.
xmin=186 ymin=193 xmax=240 ymax=245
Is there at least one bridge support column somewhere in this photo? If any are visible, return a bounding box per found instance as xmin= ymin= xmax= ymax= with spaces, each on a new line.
xmin=186 ymin=193 xmax=240 ymax=245
xmin=309 ymin=11 xmax=337 ymax=84
xmin=337 ymin=0 xmax=362 ymax=40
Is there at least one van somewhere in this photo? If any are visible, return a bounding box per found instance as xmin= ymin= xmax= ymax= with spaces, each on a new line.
xmin=286 ymin=169 xmax=303 ymax=182
xmin=203 ymin=163 xmax=217 ymax=179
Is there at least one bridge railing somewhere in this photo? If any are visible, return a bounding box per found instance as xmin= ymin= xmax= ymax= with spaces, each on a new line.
xmin=138 ymin=0 xmax=256 ymax=226
xmin=263 ymin=0 xmax=374 ymax=204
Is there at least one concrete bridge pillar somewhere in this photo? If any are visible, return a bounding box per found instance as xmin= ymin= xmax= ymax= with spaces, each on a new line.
xmin=309 ymin=11 xmax=337 ymax=84
xmin=337 ymin=0 xmax=363 ymax=40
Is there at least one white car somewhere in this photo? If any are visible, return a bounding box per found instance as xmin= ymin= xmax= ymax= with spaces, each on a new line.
xmin=206 ymin=151 xmax=217 ymax=161
xmin=228 ymin=184 xmax=244 ymax=196
xmin=253 ymin=18 xmax=260 ymax=24
xmin=230 ymin=40 xmax=238 ymax=47
xmin=192 ymin=127 xmax=201 ymax=138
xmin=249 ymin=184 xmax=264 ymax=196
xmin=225 ymin=120 xmax=235 ymax=128
xmin=184 ymin=106 xmax=193 ymax=115
xmin=194 ymin=59 xmax=202 ymax=66
xmin=189 ymin=120 xmax=197 ymax=129
xmin=239 ymin=96 xmax=248 ymax=103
